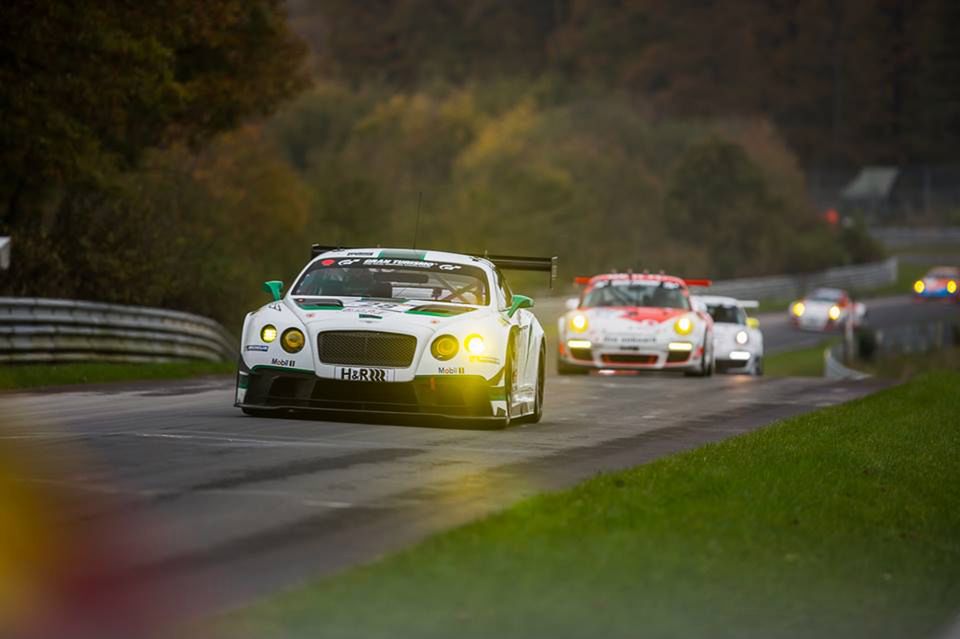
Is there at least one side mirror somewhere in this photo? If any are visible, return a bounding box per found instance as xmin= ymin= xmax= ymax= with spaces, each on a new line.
xmin=508 ymin=294 xmax=534 ymax=318
xmin=747 ymin=317 xmax=760 ymax=329
xmin=565 ymin=298 xmax=579 ymax=311
xmin=263 ymin=280 xmax=284 ymax=302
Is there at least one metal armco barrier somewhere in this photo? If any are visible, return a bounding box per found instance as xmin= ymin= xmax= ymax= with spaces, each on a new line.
xmin=0 ymin=298 xmax=236 ymax=364
xmin=705 ymin=257 xmax=898 ymax=301
xmin=824 ymin=346 xmax=871 ymax=381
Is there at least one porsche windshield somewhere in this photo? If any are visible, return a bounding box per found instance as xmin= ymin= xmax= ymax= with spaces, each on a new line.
xmin=707 ymin=304 xmax=746 ymax=325
xmin=293 ymin=257 xmax=489 ymax=305
xmin=583 ymin=280 xmax=690 ymax=309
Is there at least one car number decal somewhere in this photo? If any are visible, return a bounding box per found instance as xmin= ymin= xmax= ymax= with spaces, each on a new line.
xmin=335 ymin=367 xmax=396 ymax=382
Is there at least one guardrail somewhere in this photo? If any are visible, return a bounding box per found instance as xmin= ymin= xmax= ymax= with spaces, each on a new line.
xmin=0 ymin=298 xmax=236 ymax=364
xmin=703 ymin=257 xmax=898 ymax=301
xmin=869 ymin=226 xmax=960 ymax=247
xmin=824 ymin=346 xmax=871 ymax=381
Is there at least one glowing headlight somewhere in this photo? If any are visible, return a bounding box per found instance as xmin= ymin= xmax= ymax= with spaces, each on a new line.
xmin=431 ymin=334 xmax=459 ymax=360
xmin=913 ymin=280 xmax=925 ymax=294
xmin=281 ymin=328 xmax=305 ymax=353
xmin=567 ymin=339 xmax=592 ymax=349
xmin=948 ymin=280 xmax=957 ymax=294
xmin=260 ymin=325 xmax=278 ymax=343
xmin=569 ymin=313 xmax=589 ymax=333
xmin=791 ymin=302 xmax=805 ymax=317
xmin=735 ymin=330 xmax=749 ymax=345
xmin=828 ymin=305 xmax=841 ymax=321
xmin=464 ymin=334 xmax=485 ymax=355
xmin=674 ymin=316 xmax=693 ymax=335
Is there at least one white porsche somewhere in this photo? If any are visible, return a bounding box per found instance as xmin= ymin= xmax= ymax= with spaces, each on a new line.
xmin=789 ymin=287 xmax=867 ymax=332
xmin=694 ymin=295 xmax=764 ymax=375
xmin=557 ymin=273 xmax=715 ymax=376
xmin=236 ymin=246 xmax=556 ymax=426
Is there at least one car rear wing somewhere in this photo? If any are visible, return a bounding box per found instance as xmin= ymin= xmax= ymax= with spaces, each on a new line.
xmin=739 ymin=299 xmax=759 ymax=309
xmin=310 ymin=245 xmax=558 ymax=287
xmin=683 ymin=279 xmax=712 ymax=288
xmin=484 ymin=254 xmax=558 ymax=288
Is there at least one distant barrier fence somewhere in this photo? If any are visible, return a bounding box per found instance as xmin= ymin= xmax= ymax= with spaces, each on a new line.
xmin=0 ymin=298 xmax=236 ymax=364
xmin=703 ymin=257 xmax=898 ymax=301
xmin=869 ymin=227 xmax=960 ymax=247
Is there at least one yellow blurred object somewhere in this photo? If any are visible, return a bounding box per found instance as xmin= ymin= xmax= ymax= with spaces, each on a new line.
xmin=431 ymin=335 xmax=459 ymax=360
xmin=791 ymin=302 xmax=805 ymax=317
xmin=281 ymin=328 xmax=305 ymax=353
xmin=673 ymin=316 xmax=693 ymax=335
xmin=948 ymin=280 xmax=957 ymax=294
xmin=465 ymin=334 xmax=485 ymax=355
xmin=828 ymin=305 xmax=841 ymax=321
xmin=913 ymin=280 xmax=925 ymax=294
xmin=569 ymin=313 xmax=588 ymax=333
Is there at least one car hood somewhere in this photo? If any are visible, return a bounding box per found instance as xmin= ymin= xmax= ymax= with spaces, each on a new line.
xmin=284 ymin=296 xmax=486 ymax=331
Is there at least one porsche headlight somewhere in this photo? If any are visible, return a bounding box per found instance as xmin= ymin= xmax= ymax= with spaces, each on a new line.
xmin=791 ymin=302 xmax=805 ymax=317
xmin=674 ymin=316 xmax=693 ymax=335
xmin=913 ymin=280 xmax=925 ymax=294
xmin=431 ymin=334 xmax=459 ymax=360
xmin=828 ymin=305 xmax=841 ymax=321
xmin=260 ymin=325 xmax=278 ymax=343
xmin=464 ymin=334 xmax=485 ymax=355
xmin=735 ymin=330 xmax=749 ymax=345
xmin=281 ymin=328 xmax=305 ymax=353
xmin=569 ymin=313 xmax=589 ymax=333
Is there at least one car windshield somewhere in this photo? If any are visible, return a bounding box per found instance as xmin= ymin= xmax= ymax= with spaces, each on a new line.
xmin=293 ymin=257 xmax=489 ymax=305
xmin=809 ymin=288 xmax=843 ymax=302
xmin=583 ymin=280 xmax=690 ymax=309
xmin=707 ymin=304 xmax=746 ymax=325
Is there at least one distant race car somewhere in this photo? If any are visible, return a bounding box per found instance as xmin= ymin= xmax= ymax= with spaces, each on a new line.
xmin=694 ymin=295 xmax=764 ymax=375
xmin=789 ymin=287 xmax=866 ymax=331
xmin=913 ymin=266 xmax=959 ymax=301
xmin=235 ymin=246 xmax=557 ymax=426
xmin=557 ymin=273 xmax=715 ymax=376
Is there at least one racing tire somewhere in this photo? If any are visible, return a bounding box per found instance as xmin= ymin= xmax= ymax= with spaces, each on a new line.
xmin=523 ymin=342 xmax=546 ymax=424
xmin=684 ymin=337 xmax=714 ymax=377
xmin=753 ymin=357 xmax=764 ymax=377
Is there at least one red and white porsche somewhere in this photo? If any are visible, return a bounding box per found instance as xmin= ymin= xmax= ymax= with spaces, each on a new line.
xmin=557 ymin=273 xmax=715 ymax=376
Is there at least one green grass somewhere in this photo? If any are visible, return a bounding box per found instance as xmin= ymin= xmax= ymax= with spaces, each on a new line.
xmin=763 ymin=340 xmax=836 ymax=376
xmin=0 ymin=361 xmax=234 ymax=390
xmin=857 ymin=345 xmax=960 ymax=380
xmin=222 ymin=371 xmax=960 ymax=639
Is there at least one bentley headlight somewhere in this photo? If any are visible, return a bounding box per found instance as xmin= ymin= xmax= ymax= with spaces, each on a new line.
xmin=261 ymin=325 xmax=278 ymax=343
xmin=674 ymin=316 xmax=693 ymax=335
xmin=431 ymin=334 xmax=459 ymax=360
xmin=281 ymin=328 xmax=305 ymax=353
xmin=569 ymin=313 xmax=589 ymax=333
xmin=464 ymin=334 xmax=485 ymax=355
xmin=735 ymin=330 xmax=749 ymax=345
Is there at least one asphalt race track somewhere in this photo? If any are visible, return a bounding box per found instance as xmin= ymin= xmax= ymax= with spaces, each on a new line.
xmin=0 ymin=294 xmax=954 ymax=621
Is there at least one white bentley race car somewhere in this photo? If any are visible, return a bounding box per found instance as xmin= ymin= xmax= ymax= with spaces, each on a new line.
xmin=236 ymin=246 xmax=556 ymax=426
xmin=694 ymin=295 xmax=764 ymax=375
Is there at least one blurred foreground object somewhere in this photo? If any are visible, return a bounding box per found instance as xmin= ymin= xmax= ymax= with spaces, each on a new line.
xmin=0 ymin=237 xmax=9 ymax=270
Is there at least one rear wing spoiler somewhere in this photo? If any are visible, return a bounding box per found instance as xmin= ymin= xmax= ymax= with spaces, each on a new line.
xmin=739 ymin=300 xmax=759 ymax=309
xmin=683 ymin=278 xmax=712 ymax=288
xmin=310 ymin=245 xmax=558 ymax=287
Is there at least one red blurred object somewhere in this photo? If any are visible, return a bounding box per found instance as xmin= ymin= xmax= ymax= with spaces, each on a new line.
xmin=573 ymin=276 xmax=592 ymax=285
xmin=683 ymin=278 xmax=712 ymax=288
xmin=824 ymin=208 xmax=840 ymax=226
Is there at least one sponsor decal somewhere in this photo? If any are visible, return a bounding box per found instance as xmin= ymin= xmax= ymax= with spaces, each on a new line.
xmin=267 ymin=303 xmax=282 ymax=312
xmin=337 ymin=258 xmax=360 ymax=265
xmin=245 ymin=344 xmax=269 ymax=352
xmin=271 ymin=358 xmax=296 ymax=367
xmin=437 ymin=366 xmax=465 ymax=375
xmin=362 ymin=258 xmax=434 ymax=269
xmin=336 ymin=367 xmax=395 ymax=382
xmin=346 ymin=251 xmax=375 ymax=256
xmin=320 ymin=259 xmax=336 ymax=266
xmin=438 ymin=264 xmax=462 ymax=271
xmin=469 ymin=355 xmax=500 ymax=365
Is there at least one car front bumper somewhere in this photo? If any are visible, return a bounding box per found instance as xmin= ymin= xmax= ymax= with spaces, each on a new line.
xmin=237 ymin=366 xmax=504 ymax=418
xmin=559 ymin=339 xmax=703 ymax=371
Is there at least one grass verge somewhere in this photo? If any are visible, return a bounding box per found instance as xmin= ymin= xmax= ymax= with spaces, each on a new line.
xmin=222 ymin=371 xmax=960 ymax=639
xmin=0 ymin=361 xmax=234 ymax=391
xmin=763 ymin=340 xmax=836 ymax=376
